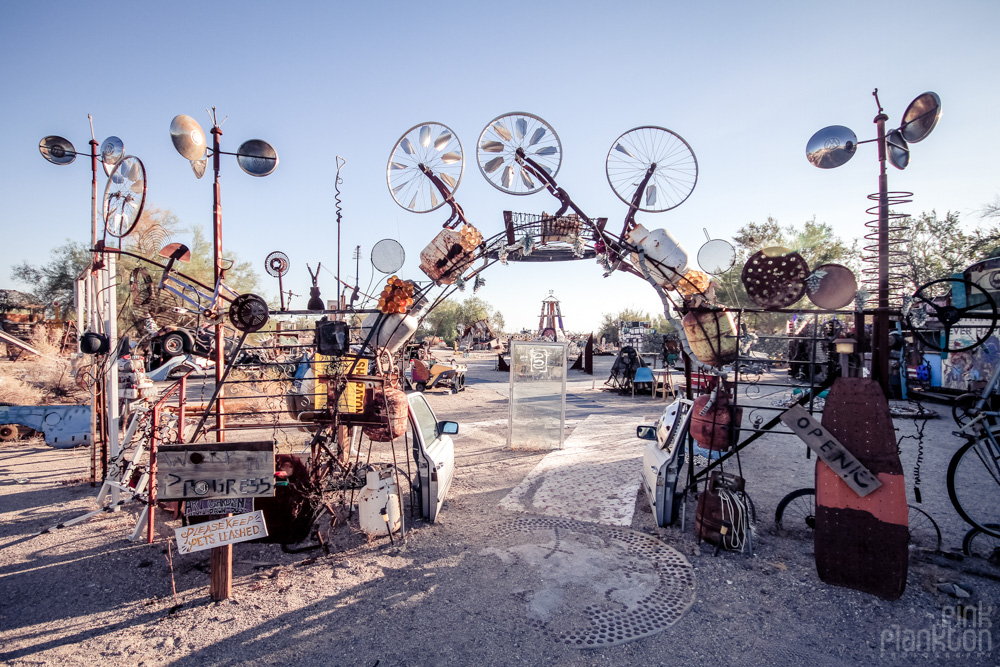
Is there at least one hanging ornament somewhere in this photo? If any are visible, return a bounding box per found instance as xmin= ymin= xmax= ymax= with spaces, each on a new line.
xmin=571 ymin=232 xmax=586 ymax=258
xmin=378 ymin=275 xmax=415 ymax=314
xmin=473 ymin=274 xmax=485 ymax=293
xmin=854 ymin=287 xmax=872 ymax=312
xmin=594 ymin=238 xmax=606 ymax=255
xmin=458 ymin=223 xmax=484 ymax=252
xmin=498 ymin=245 xmax=510 ymax=265
xmin=806 ymin=268 xmax=827 ymax=294
xmin=521 ymin=233 xmax=536 ymax=257
xmin=455 ymin=274 xmax=467 ymax=291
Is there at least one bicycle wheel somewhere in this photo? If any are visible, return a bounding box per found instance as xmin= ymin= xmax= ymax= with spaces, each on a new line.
xmin=907 ymin=505 xmax=942 ymax=552
xmin=962 ymin=524 xmax=1000 ymax=562
xmin=948 ymin=437 xmax=1000 ymax=538
xmin=774 ymin=488 xmax=815 ymax=537
xmin=952 ymin=392 xmax=978 ymax=427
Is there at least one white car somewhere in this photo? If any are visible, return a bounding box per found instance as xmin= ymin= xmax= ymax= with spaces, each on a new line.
xmin=407 ymin=392 xmax=457 ymax=522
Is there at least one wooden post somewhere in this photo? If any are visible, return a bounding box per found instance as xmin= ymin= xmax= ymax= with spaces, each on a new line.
xmin=147 ymin=405 xmax=159 ymax=543
xmin=210 ymin=541 xmax=233 ymax=600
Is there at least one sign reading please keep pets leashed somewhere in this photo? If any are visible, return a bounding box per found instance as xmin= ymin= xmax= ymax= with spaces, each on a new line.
xmin=174 ymin=511 xmax=268 ymax=554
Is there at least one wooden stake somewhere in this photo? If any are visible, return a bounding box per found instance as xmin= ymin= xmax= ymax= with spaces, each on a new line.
xmin=209 ymin=541 xmax=233 ymax=600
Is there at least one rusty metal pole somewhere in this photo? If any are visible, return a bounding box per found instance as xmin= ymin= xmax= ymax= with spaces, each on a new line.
xmin=211 ymin=123 xmax=226 ymax=443
xmin=147 ymin=405 xmax=159 ymax=543
xmin=209 ymin=121 xmax=232 ymax=601
xmin=873 ymin=109 xmax=891 ymax=396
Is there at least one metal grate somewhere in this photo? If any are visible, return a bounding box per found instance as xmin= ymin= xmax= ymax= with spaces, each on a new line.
xmin=496 ymin=517 xmax=696 ymax=648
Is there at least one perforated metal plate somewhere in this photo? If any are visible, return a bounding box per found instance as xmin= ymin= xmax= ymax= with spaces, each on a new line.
xmin=741 ymin=247 xmax=809 ymax=309
xmin=494 ymin=516 xmax=696 ymax=647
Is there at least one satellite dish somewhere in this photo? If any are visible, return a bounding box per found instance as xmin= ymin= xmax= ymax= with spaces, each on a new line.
xmin=103 ymin=156 xmax=146 ymax=238
xmin=605 ymin=126 xmax=698 ymax=212
xmin=39 ymin=136 xmax=77 ymax=165
xmin=886 ymin=129 xmax=909 ymax=170
xmin=100 ymin=136 xmax=125 ymax=176
xmin=236 ymin=139 xmax=279 ymax=177
xmin=805 ymin=125 xmax=857 ymax=169
xmin=387 ymin=121 xmax=464 ymax=213
xmin=371 ymin=239 xmax=406 ymax=274
xmin=190 ymin=158 xmax=207 ymax=179
xmin=476 ymin=112 xmax=561 ymax=195
xmin=900 ymin=92 xmax=941 ymax=144
xmin=806 ymin=263 xmax=858 ymax=310
xmin=169 ymin=114 xmax=207 ymax=161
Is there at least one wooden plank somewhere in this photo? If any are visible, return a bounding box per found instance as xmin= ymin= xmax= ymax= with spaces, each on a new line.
xmin=156 ymin=441 xmax=275 ymax=500
xmin=779 ymin=404 xmax=882 ymax=497
xmin=175 ymin=510 xmax=268 ymax=554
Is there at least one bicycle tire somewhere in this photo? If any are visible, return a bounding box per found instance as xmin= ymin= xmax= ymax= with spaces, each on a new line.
xmin=947 ymin=438 xmax=1000 ymax=539
xmin=907 ymin=504 xmax=942 ymax=552
xmin=962 ymin=523 xmax=1000 ymax=561
xmin=774 ymin=488 xmax=815 ymax=535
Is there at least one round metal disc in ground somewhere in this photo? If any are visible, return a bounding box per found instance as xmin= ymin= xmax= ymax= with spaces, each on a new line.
xmin=900 ymin=92 xmax=941 ymax=143
xmin=494 ymin=517 xmax=696 ymax=648
xmin=371 ymin=239 xmax=405 ymax=274
xmin=807 ymin=263 xmax=858 ymax=309
xmin=741 ymin=247 xmax=809 ymax=309
xmin=237 ymin=139 xmax=279 ymax=177
xmin=697 ymin=238 xmax=736 ymax=275
xmin=805 ymin=125 xmax=857 ymax=169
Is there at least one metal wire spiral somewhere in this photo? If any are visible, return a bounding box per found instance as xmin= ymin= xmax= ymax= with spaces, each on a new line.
xmin=862 ymin=190 xmax=911 ymax=308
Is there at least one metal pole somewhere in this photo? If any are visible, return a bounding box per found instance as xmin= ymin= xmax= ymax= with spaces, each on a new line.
xmin=211 ymin=123 xmax=225 ymax=442
xmin=874 ymin=109 xmax=890 ymax=396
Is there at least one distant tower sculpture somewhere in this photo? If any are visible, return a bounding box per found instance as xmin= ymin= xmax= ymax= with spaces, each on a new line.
xmin=537 ymin=291 xmax=565 ymax=340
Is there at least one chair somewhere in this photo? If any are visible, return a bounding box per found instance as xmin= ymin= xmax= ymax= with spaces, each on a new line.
xmin=633 ymin=366 xmax=654 ymax=397
xmin=652 ymin=369 xmax=675 ymax=400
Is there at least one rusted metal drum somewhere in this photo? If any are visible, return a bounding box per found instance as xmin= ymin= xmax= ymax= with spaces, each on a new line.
xmin=682 ymin=309 xmax=738 ymax=367
xmin=816 ymin=378 xmax=908 ymax=600
xmin=419 ymin=229 xmax=476 ymax=285
xmin=690 ymin=389 xmax=742 ymax=451
xmin=362 ymin=387 xmax=409 ymax=442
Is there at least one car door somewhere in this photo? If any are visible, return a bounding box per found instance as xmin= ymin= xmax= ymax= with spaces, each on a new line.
xmin=408 ymin=392 xmax=456 ymax=522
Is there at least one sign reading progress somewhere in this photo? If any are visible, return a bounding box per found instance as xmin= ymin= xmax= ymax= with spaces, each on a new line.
xmin=779 ymin=405 xmax=882 ymax=497
xmin=175 ymin=510 xmax=268 ymax=554
xmin=156 ymin=441 xmax=275 ymax=501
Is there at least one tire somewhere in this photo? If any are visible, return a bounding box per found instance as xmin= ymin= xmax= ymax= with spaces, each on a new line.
xmin=0 ymin=424 xmax=18 ymax=441
xmin=415 ymin=383 xmax=426 ymax=393
xmin=948 ymin=437 xmax=1000 ymax=538
xmin=963 ymin=524 xmax=1000 ymax=561
xmin=952 ymin=393 xmax=979 ymax=427
xmin=774 ymin=488 xmax=816 ymax=536
xmin=162 ymin=332 xmax=187 ymax=357
xmin=907 ymin=505 xmax=942 ymax=552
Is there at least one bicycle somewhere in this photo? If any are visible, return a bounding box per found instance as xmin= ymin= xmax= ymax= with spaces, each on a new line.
xmin=773 ymin=487 xmax=943 ymax=551
xmin=947 ymin=359 xmax=1000 ymax=539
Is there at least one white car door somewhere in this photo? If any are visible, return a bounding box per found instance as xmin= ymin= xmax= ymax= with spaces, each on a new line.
xmin=408 ymin=393 xmax=456 ymax=522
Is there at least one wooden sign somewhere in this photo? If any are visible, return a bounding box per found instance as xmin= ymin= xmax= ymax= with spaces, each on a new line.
xmin=156 ymin=441 xmax=275 ymax=501
xmin=185 ymin=497 xmax=254 ymax=517
xmin=174 ymin=511 xmax=268 ymax=554
xmin=779 ymin=405 xmax=882 ymax=497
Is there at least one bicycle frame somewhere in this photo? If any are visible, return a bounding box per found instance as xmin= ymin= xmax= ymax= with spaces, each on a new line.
xmin=159 ymin=269 xmax=238 ymax=319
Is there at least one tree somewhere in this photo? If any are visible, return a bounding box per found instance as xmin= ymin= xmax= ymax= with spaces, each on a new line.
xmin=898 ymin=210 xmax=976 ymax=292
xmin=10 ymin=239 xmax=92 ymax=316
xmin=418 ymin=296 xmax=505 ymax=344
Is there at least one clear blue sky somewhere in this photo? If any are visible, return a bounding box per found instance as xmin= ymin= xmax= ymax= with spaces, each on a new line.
xmin=3 ymin=1 xmax=997 ymax=333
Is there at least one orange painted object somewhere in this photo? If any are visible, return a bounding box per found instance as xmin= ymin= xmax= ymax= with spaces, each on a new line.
xmin=681 ymin=310 xmax=738 ymax=367
xmin=689 ymin=386 xmax=742 ymax=451
xmin=815 ymin=378 xmax=908 ymax=600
